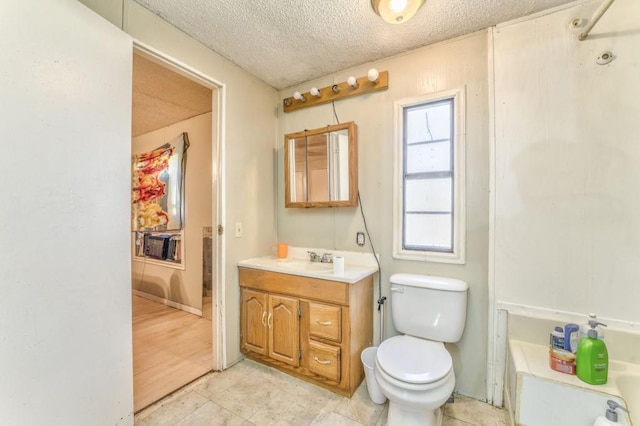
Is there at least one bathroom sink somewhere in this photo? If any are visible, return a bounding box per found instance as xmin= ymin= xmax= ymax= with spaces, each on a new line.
xmin=616 ymin=374 xmax=640 ymax=425
xmin=277 ymin=259 xmax=333 ymax=272
xmin=237 ymin=253 xmax=379 ymax=284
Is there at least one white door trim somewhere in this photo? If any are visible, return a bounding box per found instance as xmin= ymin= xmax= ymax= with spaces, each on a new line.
xmin=486 ymin=26 xmax=500 ymax=406
xmin=132 ymin=40 xmax=227 ymax=371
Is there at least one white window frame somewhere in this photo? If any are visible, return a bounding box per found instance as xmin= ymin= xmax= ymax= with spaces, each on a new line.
xmin=392 ymin=87 xmax=466 ymax=264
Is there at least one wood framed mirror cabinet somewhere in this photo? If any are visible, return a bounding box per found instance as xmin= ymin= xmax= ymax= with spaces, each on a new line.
xmin=284 ymin=122 xmax=358 ymax=208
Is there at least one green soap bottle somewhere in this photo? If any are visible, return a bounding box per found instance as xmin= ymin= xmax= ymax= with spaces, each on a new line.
xmin=576 ymin=319 xmax=608 ymax=385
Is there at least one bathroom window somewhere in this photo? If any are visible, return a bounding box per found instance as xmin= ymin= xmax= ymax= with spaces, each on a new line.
xmin=392 ymin=88 xmax=465 ymax=263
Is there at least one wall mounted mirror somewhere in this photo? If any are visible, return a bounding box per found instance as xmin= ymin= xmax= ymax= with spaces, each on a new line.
xmin=285 ymin=122 xmax=358 ymax=207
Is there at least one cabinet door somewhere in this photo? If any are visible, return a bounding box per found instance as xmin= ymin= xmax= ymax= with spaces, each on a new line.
xmin=268 ymin=295 xmax=300 ymax=367
xmin=241 ymin=289 xmax=268 ymax=356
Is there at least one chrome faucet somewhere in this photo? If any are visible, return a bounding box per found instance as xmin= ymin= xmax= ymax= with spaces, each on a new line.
xmin=307 ymin=251 xmax=333 ymax=263
xmin=320 ymin=253 xmax=333 ymax=263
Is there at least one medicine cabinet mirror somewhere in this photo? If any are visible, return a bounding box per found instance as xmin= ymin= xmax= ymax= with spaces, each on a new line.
xmin=285 ymin=122 xmax=358 ymax=208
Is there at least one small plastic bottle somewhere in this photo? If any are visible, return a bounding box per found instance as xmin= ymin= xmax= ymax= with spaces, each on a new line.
xmin=564 ymin=323 xmax=580 ymax=353
xmin=551 ymin=326 xmax=564 ymax=349
xmin=593 ymin=400 xmax=629 ymax=425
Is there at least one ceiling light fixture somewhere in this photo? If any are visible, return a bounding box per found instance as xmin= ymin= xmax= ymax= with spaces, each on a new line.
xmin=367 ymin=68 xmax=379 ymax=83
xmin=371 ymin=0 xmax=425 ymax=24
xmin=282 ymin=70 xmax=389 ymax=113
xmin=293 ymin=91 xmax=306 ymax=102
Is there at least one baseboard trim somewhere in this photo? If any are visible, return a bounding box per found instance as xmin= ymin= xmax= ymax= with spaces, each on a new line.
xmin=132 ymin=289 xmax=203 ymax=317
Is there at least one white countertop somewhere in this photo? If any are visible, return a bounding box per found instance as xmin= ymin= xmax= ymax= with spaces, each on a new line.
xmin=237 ymin=248 xmax=378 ymax=284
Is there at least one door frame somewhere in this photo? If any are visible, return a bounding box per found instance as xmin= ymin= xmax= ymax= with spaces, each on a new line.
xmin=133 ymin=41 xmax=227 ymax=371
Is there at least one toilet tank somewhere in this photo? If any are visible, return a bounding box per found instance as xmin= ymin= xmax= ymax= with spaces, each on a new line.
xmin=390 ymin=273 xmax=468 ymax=343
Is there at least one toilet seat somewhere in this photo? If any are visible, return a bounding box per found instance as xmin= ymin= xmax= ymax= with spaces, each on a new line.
xmin=377 ymin=335 xmax=452 ymax=384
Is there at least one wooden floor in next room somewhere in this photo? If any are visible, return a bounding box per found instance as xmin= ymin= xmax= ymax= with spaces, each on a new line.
xmin=132 ymin=294 xmax=213 ymax=412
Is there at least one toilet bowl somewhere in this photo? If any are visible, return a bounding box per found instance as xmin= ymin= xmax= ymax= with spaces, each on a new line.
xmin=370 ymin=273 xmax=468 ymax=426
xmin=374 ymin=335 xmax=455 ymax=425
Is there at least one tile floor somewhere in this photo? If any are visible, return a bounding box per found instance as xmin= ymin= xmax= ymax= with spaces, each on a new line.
xmin=135 ymin=359 xmax=507 ymax=426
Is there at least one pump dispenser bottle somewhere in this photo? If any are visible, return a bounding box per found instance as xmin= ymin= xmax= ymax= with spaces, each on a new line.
xmin=580 ymin=313 xmax=605 ymax=340
xmin=576 ymin=319 xmax=608 ymax=384
xmin=593 ymin=400 xmax=629 ymax=425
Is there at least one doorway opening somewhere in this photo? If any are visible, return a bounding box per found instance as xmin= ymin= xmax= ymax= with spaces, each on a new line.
xmin=130 ymin=46 xmax=225 ymax=412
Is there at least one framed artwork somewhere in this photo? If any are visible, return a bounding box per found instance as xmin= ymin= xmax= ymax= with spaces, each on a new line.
xmin=132 ymin=132 xmax=189 ymax=231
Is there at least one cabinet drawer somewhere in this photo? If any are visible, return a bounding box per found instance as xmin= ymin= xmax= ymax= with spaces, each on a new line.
xmin=308 ymin=341 xmax=341 ymax=382
xmin=309 ymin=303 xmax=341 ymax=342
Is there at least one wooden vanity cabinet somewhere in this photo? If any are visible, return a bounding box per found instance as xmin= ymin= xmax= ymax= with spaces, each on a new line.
xmin=239 ymin=267 xmax=373 ymax=397
xmin=241 ymin=289 xmax=300 ymax=366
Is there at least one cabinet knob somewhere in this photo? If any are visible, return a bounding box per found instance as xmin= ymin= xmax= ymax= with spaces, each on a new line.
xmin=261 ymin=312 xmax=267 ymax=327
xmin=315 ymin=320 xmax=332 ymax=326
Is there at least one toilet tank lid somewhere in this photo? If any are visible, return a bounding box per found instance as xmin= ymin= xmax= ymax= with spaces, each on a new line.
xmin=390 ymin=273 xmax=468 ymax=292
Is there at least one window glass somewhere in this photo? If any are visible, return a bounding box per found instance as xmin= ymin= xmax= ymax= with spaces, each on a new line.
xmin=393 ymin=88 xmax=465 ymax=263
xmin=405 ymin=102 xmax=452 ymax=143
xmin=405 ymin=142 xmax=451 ymax=173
xmin=404 ymin=214 xmax=452 ymax=250
xmin=404 ymin=178 xmax=452 ymax=213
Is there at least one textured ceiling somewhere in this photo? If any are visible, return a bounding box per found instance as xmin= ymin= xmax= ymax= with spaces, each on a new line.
xmin=133 ymin=0 xmax=577 ymax=90
xmin=132 ymin=53 xmax=212 ymax=137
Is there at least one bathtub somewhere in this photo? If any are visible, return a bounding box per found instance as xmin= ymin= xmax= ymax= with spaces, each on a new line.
xmin=505 ymin=339 xmax=637 ymax=425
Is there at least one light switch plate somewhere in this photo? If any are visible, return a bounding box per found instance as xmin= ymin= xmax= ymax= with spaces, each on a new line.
xmin=235 ymin=222 xmax=243 ymax=238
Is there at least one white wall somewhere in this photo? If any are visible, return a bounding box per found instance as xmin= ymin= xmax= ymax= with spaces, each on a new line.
xmin=78 ymin=0 xmax=278 ymax=366
xmin=493 ymin=0 xmax=640 ymax=326
xmin=0 ymin=1 xmax=133 ymax=424
xmin=132 ymin=113 xmax=212 ymax=312
xmin=491 ymin=0 xmax=640 ymax=399
xmin=277 ymin=32 xmax=490 ymax=400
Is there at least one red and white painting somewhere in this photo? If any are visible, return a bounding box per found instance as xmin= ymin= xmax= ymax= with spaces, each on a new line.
xmin=132 ymin=133 xmax=188 ymax=231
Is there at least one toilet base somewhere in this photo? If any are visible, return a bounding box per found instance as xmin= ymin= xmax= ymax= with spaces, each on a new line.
xmin=387 ymin=403 xmax=443 ymax=426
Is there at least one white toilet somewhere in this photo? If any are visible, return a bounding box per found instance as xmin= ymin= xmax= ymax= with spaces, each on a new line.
xmin=374 ymin=273 xmax=468 ymax=426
